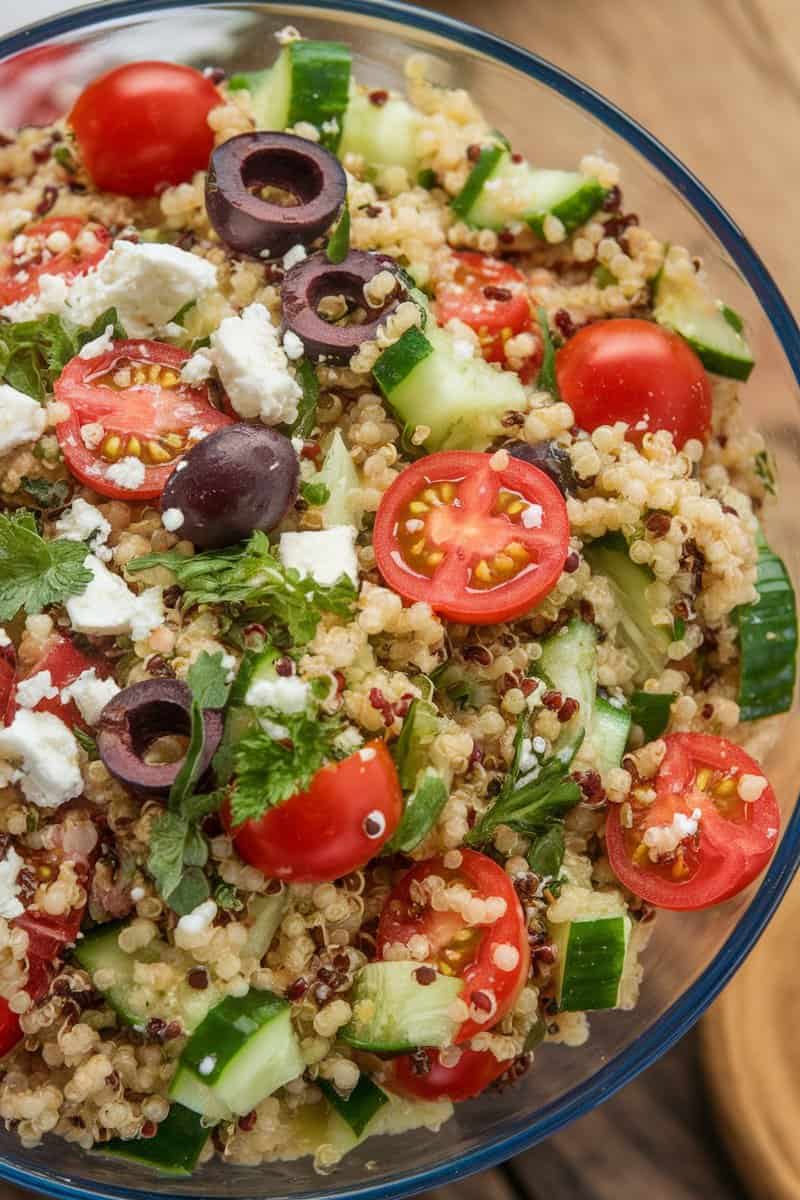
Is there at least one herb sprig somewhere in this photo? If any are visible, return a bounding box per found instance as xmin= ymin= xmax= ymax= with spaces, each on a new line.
xmin=0 ymin=510 xmax=92 ymax=621
xmin=230 ymin=709 xmax=342 ymax=826
xmin=0 ymin=308 xmax=126 ymax=400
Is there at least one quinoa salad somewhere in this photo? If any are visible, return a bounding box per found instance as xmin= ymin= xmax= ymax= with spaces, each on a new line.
xmin=0 ymin=27 xmax=795 ymax=1178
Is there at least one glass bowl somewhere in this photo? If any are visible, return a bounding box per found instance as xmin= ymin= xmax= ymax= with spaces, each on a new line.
xmin=1 ymin=2 xmax=799 ymax=1198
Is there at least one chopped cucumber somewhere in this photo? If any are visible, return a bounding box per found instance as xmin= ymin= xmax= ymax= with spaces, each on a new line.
xmin=387 ymin=698 xmax=450 ymax=854
xmin=312 ymin=429 xmax=362 ymax=529
xmin=588 ymin=695 xmax=631 ymax=773
xmin=374 ymin=322 xmax=527 ymax=451
xmin=583 ymin=534 xmax=671 ymax=682
xmin=339 ymin=85 xmax=421 ymax=175
xmin=548 ymin=887 xmax=630 ymax=1011
xmin=242 ymin=890 xmax=288 ymax=959
xmin=452 ymin=147 xmax=606 ymax=237
xmin=170 ymin=990 xmax=303 ymax=1120
xmin=341 ymin=961 xmax=462 ymax=1052
xmin=630 ymin=690 xmax=675 ymax=740
xmin=653 ymin=267 xmax=755 ymax=381
xmin=286 ymin=1089 xmax=453 ymax=1163
xmin=250 ymin=40 xmax=351 ymax=150
xmin=392 ymin=698 xmax=441 ymax=791
xmin=100 ymin=1102 xmax=209 ymax=1176
xmin=538 ymin=619 xmax=597 ymax=759
xmin=318 ymin=1075 xmax=389 ymax=1137
xmin=735 ymin=528 xmax=797 ymax=720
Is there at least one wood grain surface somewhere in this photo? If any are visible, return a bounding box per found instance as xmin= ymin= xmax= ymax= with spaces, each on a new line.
xmin=1 ymin=2 xmax=798 ymax=1197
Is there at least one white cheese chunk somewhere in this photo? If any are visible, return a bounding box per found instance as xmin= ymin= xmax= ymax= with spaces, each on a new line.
xmin=0 ymin=846 xmax=25 ymax=919
xmin=65 ymin=555 xmax=164 ymax=640
xmin=55 ymin=498 xmax=112 ymax=559
xmin=60 ymin=668 xmax=120 ymax=726
xmin=278 ymin=525 xmax=359 ymax=587
xmin=161 ymin=507 xmax=185 ymax=532
xmin=180 ymin=350 xmax=214 ymax=385
xmin=78 ymin=323 xmax=115 ymax=359
xmin=282 ymin=329 xmax=304 ymax=360
xmin=105 ymin=456 xmax=146 ymax=491
xmin=15 ymin=670 xmax=58 ymax=708
xmin=0 ymin=709 xmax=83 ymax=809
xmin=176 ymin=899 xmax=218 ymax=936
xmin=245 ymin=675 xmax=310 ymax=713
xmin=643 ymin=807 xmax=702 ymax=862
xmin=0 ymin=384 xmax=46 ymax=454
xmin=282 ymin=244 xmax=307 ymax=270
xmin=0 ymin=629 xmax=10 ymax=647
xmin=209 ymin=303 xmax=301 ymax=426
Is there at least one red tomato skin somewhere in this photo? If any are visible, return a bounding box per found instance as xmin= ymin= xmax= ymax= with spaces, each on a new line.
xmin=373 ymin=451 xmax=569 ymax=625
xmin=391 ymin=1046 xmax=511 ymax=1102
xmin=0 ymin=642 xmax=16 ymax=727
xmin=228 ymin=742 xmax=402 ymax=883
xmin=377 ymin=849 xmax=530 ymax=1043
xmin=555 ymin=319 xmax=712 ymax=448
xmin=70 ymin=63 xmax=220 ymax=196
xmin=606 ymin=733 xmax=780 ymax=911
xmin=0 ymin=218 xmax=110 ymax=307
xmin=0 ymin=45 xmax=79 ymax=128
xmin=55 ymin=339 xmax=232 ymax=500
xmin=18 ymin=635 xmax=109 ymax=732
xmin=434 ymin=252 xmax=538 ymax=372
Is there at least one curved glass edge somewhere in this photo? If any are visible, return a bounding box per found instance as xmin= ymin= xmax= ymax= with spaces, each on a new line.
xmin=0 ymin=2 xmax=797 ymax=1199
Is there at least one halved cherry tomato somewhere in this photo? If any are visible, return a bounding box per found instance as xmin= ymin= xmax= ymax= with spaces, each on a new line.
xmin=227 ymin=741 xmax=402 ymax=883
xmin=373 ymin=451 xmax=569 ymax=625
xmin=55 ymin=339 xmax=233 ymax=500
xmin=0 ymin=957 xmax=51 ymax=1060
xmin=0 ymin=44 xmax=79 ymax=128
xmin=0 ymin=642 xmax=16 ymax=727
xmin=435 ymin=252 xmax=539 ymax=376
xmin=0 ymin=217 xmax=110 ymax=307
xmin=376 ymin=849 xmax=530 ymax=1043
xmin=17 ymin=635 xmax=110 ymax=733
xmin=391 ymin=1046 xmax=512 ymax=1102
xmin=555 ymin=318 xmax=711 ymax=448
xmin=70 ymin=62 xmax=220 ymax=196
xmin=606 ymin=733 xmax=780 ymax=910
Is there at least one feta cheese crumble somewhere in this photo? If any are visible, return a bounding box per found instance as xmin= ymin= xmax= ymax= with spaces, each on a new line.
xmin=521 ymin=504 xmax=543 ymax=529
xmin=66 ymin=555 xmax=164 ymax=640
xmin=0 ymin=846 xmax=25 ymax=920
xmin=245 ymin=675 xmax=310 ymax=713
xmin=207 ymin=303 xmax=301 ymax=426
xmin=60 ymin=668 xmax=121 ymax=726
xmin=0 ymin=709 xmax=83 ymax=809
xmin=198 ymin=1055 xmax=217 ymax=1077
xmin=55 ymin=498 xmax=112 ymax=560
xmin=15 ymin=670 xmax=58 ymax=708
xmin=643 ymin=807 xmax=702 ymax=862
xmin=180 ymin=351 xmax=214 ymax=386
xmin=176 ymin=899 xmax=218 ymax=936
xmin=282 ymin=329 xmax=304 ymax=360
xmin=161 ymin=507 xmax=185 ymax=532
xmin=278 ymin=526 xmax=359 ymax=586
xmin=282 ymin=244 xmax=307 ymax=270
xmin=105 ymin=456 xmax=146 ymax=491
xmin=78 ymin=323 xmax=115 ymax=359
xmin=0 ymin=384 xmax=46 ymax=454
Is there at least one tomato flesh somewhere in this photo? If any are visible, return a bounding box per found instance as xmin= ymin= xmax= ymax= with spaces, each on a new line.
xmin=228 ymin=741 xmax=402 ymax=883
xmin=0 ymin=642 xmax=16 ymax=727
xmin=374 ymin=451 xmax=569 ymax=624
xmin=606 ymin=733 xmax=779 ymax=910
xmin=17 ymin=635 xmax=110 ymax=732
xmin=391 ymin=1046 xmax=511 ymax=1102
xmin=435 ymin=252 xmax=539 ymax=376
xmin=376 ymin=849 xmax=529 ymax=1043
xmin=0 ymin=217 xmax=110 ymax=307
xmin=555 ymin=318 xmax=712 ymax=448
xmin=55 ymin=339 xmax=233 ymax=500
xmin=70 ymin=62 xmax=220 ymax=196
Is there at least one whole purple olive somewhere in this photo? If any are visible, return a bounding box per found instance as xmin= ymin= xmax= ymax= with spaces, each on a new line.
xmin=97 ymin=680 xmax=223 ymax=796
xmin=281 ymin=250 xmax=405 ymax=363
xmin=506 ymin=439 xmax=578 ymax=497
xmin=160 ymin=424 xmax=298 ymax=550
xmin=205 ymin=131 xmax=346 ymax=259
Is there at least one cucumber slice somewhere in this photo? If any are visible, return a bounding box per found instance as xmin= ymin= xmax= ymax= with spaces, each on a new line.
xmin=374 ymin=322 xmax=526 ymax=451
xmin=287 ymin=1089 xmax=453 ymax=1163
xmin=653 ymin=268 xmax=755 ymax=381
xmin=73 ymin=923 xmax=221 ymax=1032
xmin=583 ymin=534 xmax=671 ymax=682
xmin=735 ymin=529 xmax=797 ymax=720
xmin=393 ymin=698 xmax=441 ymax=790
xmin=312 ymin=429 xmax=362 ymax=529
xmin=387 ymin=698 xmax=450 ymax=853
xmin=242 ymin=890 xmax=288 ymax=959
xmin=339 ymin=86 xmax=421 ymax=175
xmin=548 ymin=888 xmax=630 ymax=1011
xmin=251 ymin=40 xmax=351 ymax=150
xmin=100 ymin=1102 xmax=209 ymax=1176
xmin=630 ymin=690 xmax=675 ymax=740
xmin=538 ymin=619 xmax=598 ymax=759
xmin=170 ymin=990 xmax=303 ymax=1119
xmin=318 ymin=1075 xmax=389 ymax=1137
xmin=588 ymin=695 xmax=631 ymax=773
xmin=453 ymin=148 xmax=606 ymax=237
xmin=341 ymin=961 xmax=462 ymax=1052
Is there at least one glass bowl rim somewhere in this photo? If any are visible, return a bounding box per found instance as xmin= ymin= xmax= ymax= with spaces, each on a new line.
xmin=0 ymin=2 xmax=799 ymax=1198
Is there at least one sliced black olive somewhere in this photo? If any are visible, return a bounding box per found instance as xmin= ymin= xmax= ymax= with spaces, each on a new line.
xmin=161 ymin=424 xmax=298 ymax=550
xmin=506 ymin=439 xmax=578 ymax=496
xmin=97 ymin=680 xmax=223 ymax=795
xmin=281 ymin=249 xmax=405 ymax=363
xmin=205 ymin=132 xmax=346 ymax=259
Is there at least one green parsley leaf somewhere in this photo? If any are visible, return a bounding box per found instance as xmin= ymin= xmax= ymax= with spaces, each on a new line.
xmin=300 ymin=480 xmax=331 ymax=506
xmin=187 ymin=650 xmax=231 ymax=710
xmin=466 ymin=753 xmax=580 ymax=846
xmin=171 ymin=300 xmax=196 ymax=328
xmin=213 ymin=881 xmax=244 ymax=911
xmin=535 ymin=306 xmax=560 ymax=399
xmin=416 ymin=168 xmax=438 ymax=190
xmin=20 ymin=476 xmax=71 ymax=510
xmin=326 ymin=205 xmax=351 ymax=264
xmin=526 ymin=823 xmax=565 ymax=878
xmin=0 ymin=511 xmax=92 ymax=621
xmin=287 ymin=358 xmax=319 ymax=440
xmin=147 ymin=810 xmax=190 ymax=901
xmin=129 ymin=530 xmax=356 ymax=644
xmin=629 ymin=691 xmax=675 ymax=740
xmin=0 ymin=308 xmax=126 ymax=400
xmin=167 ymin=867 xmax=211 ymax=915
xmin=754 ymin=449 xmax=777 ymax=496
xmin=168 ymin=652 xmax=231 ymax=812
xmin=230 ymin=710 xmax=340 ymax=826
xmin=73 ymin=727 xmax=98 ymax=760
